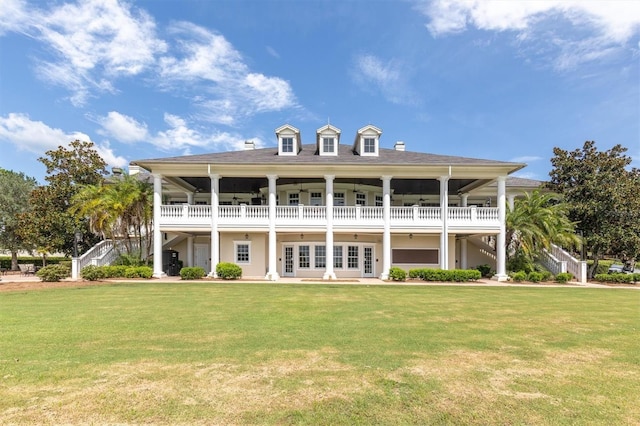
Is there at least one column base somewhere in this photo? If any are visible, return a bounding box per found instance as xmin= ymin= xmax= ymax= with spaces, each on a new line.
xmin=491 ymin=274 xmax=510 ymax=282
xmin=207 ymin=272 xmax=218 ymax=279
xmin=379 ymin=272 xmax=389 ymax=280
xmin=322 ymin=272 xmax=337 ymax=280
xmin=153 ymin=271 xmax=167 ymax=278
xmin=265 ymin=272 xmax=280 ymax=281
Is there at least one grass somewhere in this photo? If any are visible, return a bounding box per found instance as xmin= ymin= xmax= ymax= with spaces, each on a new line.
xmin=1 ymin=283 xmax=639 ymax=424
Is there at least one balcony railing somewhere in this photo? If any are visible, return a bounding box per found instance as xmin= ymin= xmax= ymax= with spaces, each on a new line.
xmin=159 ymin=204 xmax=500 ymax=230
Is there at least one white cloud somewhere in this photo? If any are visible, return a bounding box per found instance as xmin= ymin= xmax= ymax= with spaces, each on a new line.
xmin=510 ymin=155 xmax=543 ymax=163
xmin=266 ymin=46 xmax=280 ymax=58
xmin=96 ymin=111 xmax=149 ymax=143
xmin=3 ymin=0 xmax=166 ymax=105
xmin=417 ymin=0 xmax=640 ymax=69
xmin=352 ymin=54 xmax=415 ymax=105
xmin=0 ymin=112 xmax=127 ymax=169
xmin=159 ymin=22 xmax=296 ymax=124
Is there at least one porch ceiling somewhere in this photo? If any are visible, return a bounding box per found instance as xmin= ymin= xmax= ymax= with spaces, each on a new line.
xmin=178 ymin=176 xmax=480 ymax=195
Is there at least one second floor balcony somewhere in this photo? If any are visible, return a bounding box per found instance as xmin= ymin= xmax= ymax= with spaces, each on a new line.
xmin=159 ymin=204 xmax=500 ymax=232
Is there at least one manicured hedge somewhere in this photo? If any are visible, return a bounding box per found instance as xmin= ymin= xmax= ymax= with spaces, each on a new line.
xmin=408 ymin=268 xmax=481 ymax=282
xmin=36 ymin=264 xmax=71 ymax=282
xmin=216 ymin=262 xmax=242 ymax=280
xmin=81 ymin=265 xmax=153 ymax=281
xmin=180 ymin=266 xmax=206 ymax=280
xmin=0 ymin=256 xmax=69 ymax=270
xmin=594 ymin=273 xmax=639 ymax=284
xmin=388 ymin=267 xmax=406 ymax=281
xmin=555 ymin=272 xmax=573 ymax=283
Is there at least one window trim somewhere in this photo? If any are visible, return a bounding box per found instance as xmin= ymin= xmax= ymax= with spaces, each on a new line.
xmin=234 ymin=241 xmax=251 ymax=264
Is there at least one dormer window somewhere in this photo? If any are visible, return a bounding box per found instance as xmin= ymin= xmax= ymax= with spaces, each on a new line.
xmin=353 ymin=125 xmax=381 ymax=157
xmin=316 ymin=124 xmax=340 ymax=156
xmin=323 ymin=137 xmax=335 ymax=153
xmin=282 ymin=137 xmax=294 ymax=153
xmin=275 ymin=124 xmax=301 ymax=156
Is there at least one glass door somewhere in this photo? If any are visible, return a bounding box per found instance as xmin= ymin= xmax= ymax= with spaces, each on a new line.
xmin=283 ymin=245 xmax=294 ymax=276
xmin=363 ymin=246 xmax=374 ymax=277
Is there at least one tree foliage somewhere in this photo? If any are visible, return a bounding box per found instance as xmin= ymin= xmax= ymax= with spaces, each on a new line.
xmin=506 ymin=190 xmax=581 ymax=272
xmin=18 ymin=140 xmax=108 ymax=257
xmin=546 ymin=141 xmax=640 ymax=276
xmin=0 ymin=169 xmax=37 ymax=270
xmin=70 ymin=172 xmax=153 ymax=263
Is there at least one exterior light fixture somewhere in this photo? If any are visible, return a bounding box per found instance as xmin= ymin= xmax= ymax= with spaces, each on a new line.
xmin=300 ymin=233 xmax=304 ymax=239
xmin=73 ymin=230 xmax=83 ymax=258
xmin=409 ymin=233 xmax=413 ymax=239
xmin=244 ymin=233 xmax=249 ymax=240
xmin=354 ymin=234 xmax=358 ymax=240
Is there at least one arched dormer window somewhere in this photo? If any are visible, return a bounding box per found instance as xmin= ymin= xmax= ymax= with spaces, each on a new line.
xmin=275 ymin=124 xmax=301 ymax=156
xmin=353 ymin=124 xmax=381 ymax=157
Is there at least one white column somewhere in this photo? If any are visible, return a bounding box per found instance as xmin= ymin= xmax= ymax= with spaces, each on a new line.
xmin=460 ymin=193 xmax=468 ymax=269
xmin=380 ymin=176 xmax=392 ymax=280
xmin=186 ymin=236 xmax=194 ymax=267
xmin=507 ymin=194 xmax=516 ymax=211
xmin=439 ymin=176 xmax=449 ymax=270
xmin=265 ymin=174 xmax=279 ymax=280
xmin=495 ymin=176 xmax=508 ymax=281
xmin=152 ymin=173 xmax=166 ymax=278
xmin=323 ymin=175 xmax=336 ymax=280
xmin=209 ymin=174 xmax=220 ymax=278
xmin=187 ymin=192 xmax=194 ymax=205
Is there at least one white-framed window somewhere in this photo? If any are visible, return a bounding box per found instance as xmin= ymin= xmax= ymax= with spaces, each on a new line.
xmin=375 ymin=195 xmax=383 ymax=206
xmin=315 ymin=245 xmax=326 ymax=268
xmin=347 ymin=245 xmax=359 ymax=269
xmin=334 ymin=246 xmax=343 ymax=269
xmin=323 ymin=137 xmax=335 ymax=153
xmin=310 ymin=192 xmax=323 ymax=206
xmin=356 ymin=193 xmax=367 ymax=206
xmin=333 ymin=192 xmax=345 ymax=206
xmin=364 ymin=137 xmax=376 ymax=153
xmin=299 ymin=245 xmax=310 ymax=268
xmin=288 ymin=192 xmax=299 ymax=206
xmin=235 ymin=242 xmax=251 ymax=264
xmin=281 ymin=137 xmax=294 ymax=153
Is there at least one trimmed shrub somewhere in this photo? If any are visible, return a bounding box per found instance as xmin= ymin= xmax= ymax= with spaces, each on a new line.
xmin=408 ymin=268 xmax=423 ymax=279
xmin=388 ymin=267 xmax=406 ymax=281
xmin=588 ymin=260 xmax=614 ymax=275
xmin=216 ymin=262 xmax=242 ymax=280
xmin=0 ymin=256 xmax=69 ymax=270
xmin=36 ymin=264 xmax=70 ymax=282
xmin=81 ymin=265 xmax=106 ymax=281
xmin=633 ymin=273 xmax=640 ymax=283
xmin=102 ymin=265 xmax=129 ymax=278
xmin=408 ymin=268 xmax=481 ymax=282
xmin=527 ymin=271 xmax=543 ymax=283
xmin=475 ymin=264 xmax=492 ymax=278
xmin=113 ymin=252 xmax=146 ymax=267
xmin=511 ymin=271 xmax=527 ymax=282
xmin=555 ymin=272 xmax=573 ymax=284
xmin=124 ymin=266 xmax=153 ymax=279
xmin=180 ymin=266 xmax=206 ymax=280
xmin=595 ymin=273 xmax=634 ymax=284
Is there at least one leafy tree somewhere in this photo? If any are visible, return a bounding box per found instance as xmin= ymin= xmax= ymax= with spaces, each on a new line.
xmin=547 ymin=141 xmax=640 ymax=276
xmin=70 ymin=172 xmax=153 ymax=263
xmin=18 ymin=140 xmax=108 ymax=258
xmin=506 ymin=190 xmax=581 ymax=272
xmin=0 ymin=169 xmax=37 ymax=270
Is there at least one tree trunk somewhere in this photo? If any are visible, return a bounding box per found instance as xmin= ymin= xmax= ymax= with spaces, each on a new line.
xmin=11 ymin=251 xmax=18 ymax=271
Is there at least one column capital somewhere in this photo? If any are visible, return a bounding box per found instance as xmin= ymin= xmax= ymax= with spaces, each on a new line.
xmin=496 ymin=175 xmax=507 ymax=182
xmin=266 ymin=174 xmax=278 ymax=181
xmin=438 ymin=175 xmax=450 ymax=182
xmin=324 ymin=174 xmax=335 ymax=181
xmin=208 ymin=173 xmax=221 ymax=180
xmin=380 ymin=175 xmax=393 ymax=182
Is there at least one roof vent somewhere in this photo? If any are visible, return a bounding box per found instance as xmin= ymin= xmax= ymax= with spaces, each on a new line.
xmin=394 ymin=141 xmax=405 ymax=151
xmin=244 ymin=140 xmax=256 ymax=150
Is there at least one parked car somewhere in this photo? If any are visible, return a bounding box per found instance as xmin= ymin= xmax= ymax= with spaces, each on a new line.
xmin=608 ymin=263 xmax=634 ymax=274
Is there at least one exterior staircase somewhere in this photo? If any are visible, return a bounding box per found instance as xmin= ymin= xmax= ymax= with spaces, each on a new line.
xmin=71 ymin=239 xmax=142 ymax=279
xmin=540 ymin=244 xmax=587 ymax=284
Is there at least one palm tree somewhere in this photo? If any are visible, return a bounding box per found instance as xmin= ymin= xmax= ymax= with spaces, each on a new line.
xmin=70 ymin=173 xmax=153 ymax=262
xmin=506 ymin=190 xmax=581 ymax=271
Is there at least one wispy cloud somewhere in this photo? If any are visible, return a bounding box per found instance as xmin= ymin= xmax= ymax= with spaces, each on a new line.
xmin=510 ymin=155 xmax=543 ymax=163
xmin=95 ymin=111 xmax=264 ymax=153
xmin=416 ymin=0 xmax=640 ymax=70
xmin=266 ymin=46 xmax=280 ymax=58
xmin=158 ymin=22 xmax=296 ymax=125
xmin=352 ymin=54 xmax=415 ymax=105
xmin=0 ymin=113 xmax=127 ymax=169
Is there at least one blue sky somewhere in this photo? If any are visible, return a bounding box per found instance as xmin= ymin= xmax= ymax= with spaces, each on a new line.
xmin=0 ymin=0 xmax=638 ymax=183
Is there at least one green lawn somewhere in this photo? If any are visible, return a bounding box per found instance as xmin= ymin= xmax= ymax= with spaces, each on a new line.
xmin=1 ymin=283 xmax=638 ymax=424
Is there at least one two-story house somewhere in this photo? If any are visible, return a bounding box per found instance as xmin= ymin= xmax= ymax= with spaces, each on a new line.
xmin=132 ymin=123 xmax=527 ymax=281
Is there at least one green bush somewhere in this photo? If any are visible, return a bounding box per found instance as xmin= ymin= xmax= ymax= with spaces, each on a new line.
xmin=81 ymin=265 xmax=106 ymax=281
xmin=216 ymin=262 xmax=242 ymax=280
xmin=0 ymin=256 xmax=69 ymax=270
xmin=588 ymin=260 xmax=614 ymax=275
xmin=102 ymin=265 xmax=129 ymax=278
xmin=180 ymin=266 xmax=206 ymax=280
xmin=36 ymin=264 xmax=70 ymax=282
xmin=594 ymin=273 xmax=634 ymax=284
xmin=124 ymin=266 xmax=153 ymax=279
xmin=555 ymin=272 xmax=573 ymax=283
xmin=527 ymin=271 xmax=543 ymax=283
xmin=408 ymin=268 xmax=481 ymax=282
xmin=388 ymin=267 xmax=406 ymax=281
xmin=634 ymin=273 xmax=640 ymax=283
xmin=113 ymin=252 xmax=146 ymax=267
xmin=511 ymin=271 xmax=527 ymax=282
xmin=475 ymin=264 xmax=492 ymax=278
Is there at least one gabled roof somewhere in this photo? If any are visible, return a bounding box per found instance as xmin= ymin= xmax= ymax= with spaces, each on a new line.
xmin=133 ymin=143 xmax=523 ymax=169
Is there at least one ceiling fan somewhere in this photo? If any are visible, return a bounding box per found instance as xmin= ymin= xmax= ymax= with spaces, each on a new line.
xmin=298 ymin=182 xmax=308 ymax=193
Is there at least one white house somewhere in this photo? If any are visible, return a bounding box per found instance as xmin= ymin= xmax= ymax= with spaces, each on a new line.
xmin=132 ymin=123 xmax=530 ymax=281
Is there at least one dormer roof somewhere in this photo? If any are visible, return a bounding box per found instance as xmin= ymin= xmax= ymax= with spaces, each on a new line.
xmin=316 ymin=124 xmax=341 ymax=156
xmin=275 ymin=124 xmax=301 ymax=156
xmin=353 ymin=124 xmax=382 ymax=157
